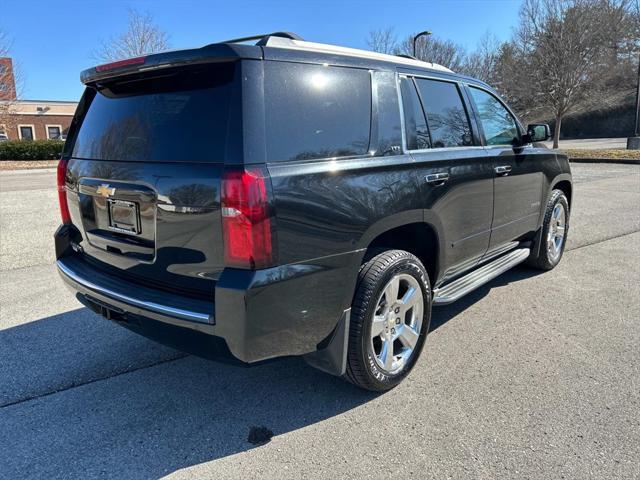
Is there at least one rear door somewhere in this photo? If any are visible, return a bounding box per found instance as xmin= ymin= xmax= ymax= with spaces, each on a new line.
xmin=402 ymin=75 xmax=494 ymax=283
xmin=466 ymin=86 xmax=544 ymax=254
xmin=64 ymin=62 xmax=240 ymax=298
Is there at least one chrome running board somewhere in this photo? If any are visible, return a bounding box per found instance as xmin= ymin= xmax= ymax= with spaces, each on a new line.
xmin=433 ymin=247 xmax=530 ymax=305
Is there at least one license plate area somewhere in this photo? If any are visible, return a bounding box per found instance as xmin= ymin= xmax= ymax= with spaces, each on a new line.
xmin=108 ymin=199 xmax=140 ymax=235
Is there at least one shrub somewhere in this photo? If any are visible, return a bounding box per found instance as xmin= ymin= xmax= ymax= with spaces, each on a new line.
xmin=0 ymin=140 xmax=65 ymax=160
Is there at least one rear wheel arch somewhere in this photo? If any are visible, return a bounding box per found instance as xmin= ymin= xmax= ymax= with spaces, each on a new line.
xmin=361 ymin=222 xmax=440 ymax=286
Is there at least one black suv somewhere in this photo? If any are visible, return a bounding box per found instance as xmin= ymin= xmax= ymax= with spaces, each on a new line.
xmin=55 ymin=32 xmax=572 ymax=391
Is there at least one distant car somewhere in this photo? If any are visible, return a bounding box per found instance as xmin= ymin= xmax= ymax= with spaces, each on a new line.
xmin=0 ymin=133 xmax=9 ymax=142
xmin=55 ymin=32 xmax=572 ymax=392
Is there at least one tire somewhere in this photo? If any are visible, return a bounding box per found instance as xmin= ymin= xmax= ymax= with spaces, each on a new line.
xmin=344 ymin=250 xmax=431 ymax=392
xmin=527 ymin=189 xmax=570 ymax=270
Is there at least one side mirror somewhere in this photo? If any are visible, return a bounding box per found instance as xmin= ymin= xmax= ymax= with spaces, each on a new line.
xmin=525 ymin=124 xmax=551 ymax=143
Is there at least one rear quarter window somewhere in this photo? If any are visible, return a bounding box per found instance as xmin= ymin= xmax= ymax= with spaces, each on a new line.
xmin=71 ymin=63 xmax=236 ymax=163
xmin=264 ymin=62 xmax=371 ymax=162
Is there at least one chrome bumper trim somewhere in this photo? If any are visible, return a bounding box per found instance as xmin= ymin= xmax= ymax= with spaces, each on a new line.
xmin=57 ymin=259 xmax=212 ymax=324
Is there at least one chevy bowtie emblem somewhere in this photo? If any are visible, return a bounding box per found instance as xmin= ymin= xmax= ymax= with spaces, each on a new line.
xmin=96 ymin=184 xmax=116 ymax=197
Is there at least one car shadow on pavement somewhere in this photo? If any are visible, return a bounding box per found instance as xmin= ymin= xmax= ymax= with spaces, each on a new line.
xmin=0 ymin=307 xmax=377 ymax=479
xmin=0 ymin=266 xmax=542 ymax=479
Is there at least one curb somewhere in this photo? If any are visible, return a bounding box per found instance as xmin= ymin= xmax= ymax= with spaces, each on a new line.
xmin=569 ymin=158 xmax=640 ymax=165
xmin=0 ymin=167 xmax=57 ymax=175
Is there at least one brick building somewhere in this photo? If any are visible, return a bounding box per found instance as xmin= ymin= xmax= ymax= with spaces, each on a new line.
xmin=0 ymin=57 xmax=17 ymax=100
xmin=0 ymin=57 xmax=78 ymax=141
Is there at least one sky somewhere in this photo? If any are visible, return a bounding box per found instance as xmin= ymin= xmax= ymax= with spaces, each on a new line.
xmin=2 ymin=0 xmax=522 ymax=101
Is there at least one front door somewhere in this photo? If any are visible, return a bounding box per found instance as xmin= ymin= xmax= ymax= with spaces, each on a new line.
xmin=466 ymin=86 xmax=544 ymax=255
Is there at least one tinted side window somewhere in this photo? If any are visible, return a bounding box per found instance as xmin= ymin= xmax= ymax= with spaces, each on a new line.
xmin=400 ymin=77 xmax=430 ymax=150
xmin=415 ymin=78 xmax=472 ymax=148
xmin=264 ymin=62 xmax=371 ymax=162
xmin=469 ymin=87 xmax=519 ymax=146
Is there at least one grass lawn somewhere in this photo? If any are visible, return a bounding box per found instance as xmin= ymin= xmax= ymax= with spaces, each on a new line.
xmin=0 ymin=160 xmax=59 ymax=170
xmin=560 ymin=148 xmax=640 ymax=160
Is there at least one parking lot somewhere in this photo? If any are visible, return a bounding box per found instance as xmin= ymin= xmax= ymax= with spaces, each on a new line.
xmin=0 ymin=162 xmax=638 ymax=479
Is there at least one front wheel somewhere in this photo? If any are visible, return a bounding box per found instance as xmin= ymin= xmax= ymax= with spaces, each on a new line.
xmin=527 ymin=189 xmax=570 ymax=270
xmin=344 ymin=250 xmax=431 ymax=392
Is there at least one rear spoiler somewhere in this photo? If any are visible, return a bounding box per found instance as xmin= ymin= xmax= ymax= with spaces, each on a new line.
xmin=81 ymin=43 xmax=262 ymax=85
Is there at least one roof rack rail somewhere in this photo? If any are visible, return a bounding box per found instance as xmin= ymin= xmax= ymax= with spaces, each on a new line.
xmin=205 ymin=34 xmax=454 ymax=74
xmin=217 ymin=32 xmax=304 ymax=45
xmin=396 ymin=54 xmax=418 ymax=60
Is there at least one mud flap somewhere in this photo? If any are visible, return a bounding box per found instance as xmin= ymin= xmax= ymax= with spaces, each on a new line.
xmin=303 ymin=309 xmax=350 ymax=377
xmin=532 ymin=226 xmax=544 ymax=259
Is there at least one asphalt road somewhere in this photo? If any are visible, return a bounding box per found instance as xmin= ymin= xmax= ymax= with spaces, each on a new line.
xmin=542 ymin=137 xmax=628 ymax=149
xmin=0 ymin=164 xmax=639 ymax=479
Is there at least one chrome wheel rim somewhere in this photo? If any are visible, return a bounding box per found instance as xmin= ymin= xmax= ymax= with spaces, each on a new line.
xmin=547 ymin=203 xmax=566 ymax=262
xmin=370 ymin=274 xmax=423 ymax=375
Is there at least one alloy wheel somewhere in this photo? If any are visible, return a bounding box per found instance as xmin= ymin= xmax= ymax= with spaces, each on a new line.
xmin=370 ymin=274 xmax=424 ymax=375
xmin=547 ymin=202 xmax=567 ymax=262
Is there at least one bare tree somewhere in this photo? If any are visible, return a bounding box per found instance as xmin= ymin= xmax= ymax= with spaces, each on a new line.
xmin=0 ymin=29 xmax=26 ymax=137
xmin=505 ymin=0 xmax=633 ymax=147
xmin=0 ymin=29 xmax=9 ymax=58
xmin=93 ymin=9 xmax=170 ymax=63
xmin=598 ymin=0 xmax=640 ymax=89
xmin=367 ymin=28 xmax=398 ymax=55
xmin=461 ymin=32 xmax=503 ymax=84
xmin=367 ymin=28 xmax=468 ymax=71
xmin=399 ymin=34 xmax=467 ymax=71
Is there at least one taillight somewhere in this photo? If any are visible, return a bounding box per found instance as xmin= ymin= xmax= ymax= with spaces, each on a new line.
xmin=95 ymin=56 xmax=146 ymax=72
xmin=57 ymin=158 xmax=71 ymax=224
xmin=221 ymin=167 xmax=275 ymax=269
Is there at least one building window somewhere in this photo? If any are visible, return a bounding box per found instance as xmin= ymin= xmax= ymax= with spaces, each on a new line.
xmin=46 ymin=125 xmax=62 ymax=140
xmin=0 ymin=64 xmax=7 ymax=93
xmin=18 ymin=125 xmax=35 ymax=140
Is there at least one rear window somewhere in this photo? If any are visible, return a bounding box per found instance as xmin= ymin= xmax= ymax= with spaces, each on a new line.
xmin=264 ymin=62 xmax=371 ymax=162
xmin=71 ymin=63 xmax=236 ymax=162
xmin=414 ymin=78 xmax=472 ymax=148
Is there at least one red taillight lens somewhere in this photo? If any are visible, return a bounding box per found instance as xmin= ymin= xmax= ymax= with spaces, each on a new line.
xmin=57 ymin=158 xmax=71 ymax=224
xmin=221 ymin=167 xmax=275 ymax=269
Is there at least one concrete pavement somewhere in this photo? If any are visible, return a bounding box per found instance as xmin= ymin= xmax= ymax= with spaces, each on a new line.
xmin=0 ymin=163 xmax=639 ymax=479
xmin=543 ymin=137 xmax=628 ymax=150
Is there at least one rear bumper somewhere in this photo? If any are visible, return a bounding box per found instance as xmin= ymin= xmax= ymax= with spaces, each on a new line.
xmin=55 ymin=226 xmax=362 ymax=364
xmin=57 ymin=256 xmax=215 ymax=332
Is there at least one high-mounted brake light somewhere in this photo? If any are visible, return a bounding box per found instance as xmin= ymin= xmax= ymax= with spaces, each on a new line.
xmin=57 ymin=158 xmax=71 ymax=225
xmin=221 ymin=167 xmax=275 ymax=269
xmin=95 ymin=56 xmax=146 ymax=72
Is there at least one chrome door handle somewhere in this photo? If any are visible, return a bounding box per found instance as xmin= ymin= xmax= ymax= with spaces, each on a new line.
xmin=494 ymin=165 xmax=512 ymax=176
xmin=425 ymin=172 xmax=449 ymax=185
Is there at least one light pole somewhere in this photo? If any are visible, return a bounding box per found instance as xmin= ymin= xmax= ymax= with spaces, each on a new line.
xmin=629 ymin=52 xmax=640 ymax=150
xmin=634 ymin=53 xmax=640 ymax=137
xmin=413 ymin=31 xmax=432 ymax=58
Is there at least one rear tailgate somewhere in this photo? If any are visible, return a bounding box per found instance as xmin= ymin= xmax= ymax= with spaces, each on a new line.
xmin=64 ymin=61 xmax=240 ymax=298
